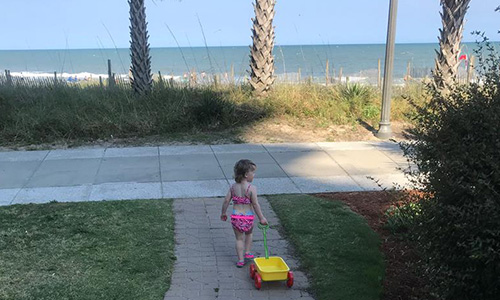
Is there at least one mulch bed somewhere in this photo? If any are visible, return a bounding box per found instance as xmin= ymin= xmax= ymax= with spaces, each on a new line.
xmin=315 ymin=191 xmax=434 ymax=300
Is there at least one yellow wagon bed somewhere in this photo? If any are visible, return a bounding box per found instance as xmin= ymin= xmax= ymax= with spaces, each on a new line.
xmin=249 ymin=225 xmax=294 ymax=289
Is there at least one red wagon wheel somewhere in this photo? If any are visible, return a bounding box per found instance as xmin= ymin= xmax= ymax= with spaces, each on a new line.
xmin=254 ymin=273 xmax=262 ymax=290
xmin=287 ymin=271 xmax=294 ymax=288
xmin=249 ymin=264 xmax=256 ymax=279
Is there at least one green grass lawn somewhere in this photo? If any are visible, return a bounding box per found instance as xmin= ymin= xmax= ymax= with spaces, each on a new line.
xmin=0 ymin=199 xmax=175 ymax=300
xmin=267 ymin=194 xmax=385 ymax=300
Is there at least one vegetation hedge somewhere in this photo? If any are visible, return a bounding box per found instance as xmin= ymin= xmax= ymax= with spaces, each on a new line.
xmin=0 ymin=79 xmax=426 ymax=146
xmin=402 ymin=41 xmax=500 ymax=300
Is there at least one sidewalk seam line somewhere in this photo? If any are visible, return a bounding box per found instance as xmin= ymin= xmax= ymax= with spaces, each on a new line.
xmin=210 ymin=145 xmax=228 ymax=183
xmin=10 ymin=150 xmax=51 ymax=205
xmin=321 ymin=147 xmax=367 ymax=191
xmin=87 ymin=148 xmax=107 ymax=201
xmin=158 ymin=146 xmax=164 ymax=198
xmin=376 ymin=144 xmax=413 ymax=173
xmin=263 ymin=144 xmax=304 ymax=193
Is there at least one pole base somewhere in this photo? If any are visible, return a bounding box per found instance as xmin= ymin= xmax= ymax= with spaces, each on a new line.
xmin=376 ymin=122 xmax=393 ymax=139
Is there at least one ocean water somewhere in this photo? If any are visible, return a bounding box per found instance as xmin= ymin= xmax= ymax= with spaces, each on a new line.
xmin=0 ymin=43 xmax=480 ymax=83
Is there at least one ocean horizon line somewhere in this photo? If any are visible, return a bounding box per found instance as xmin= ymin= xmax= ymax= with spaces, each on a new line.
xmin=0 ymin=41 xmax=482 ymax=52
xmin=2 ymin=40 xmax=499 ymax=52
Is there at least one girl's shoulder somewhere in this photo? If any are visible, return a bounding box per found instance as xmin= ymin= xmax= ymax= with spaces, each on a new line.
xmin=230 ymin=183 xmax=244 ymax=194
xmin=230 ymin=182 xmax=240 ymax=191
xmin=247 ymin=183 xmax=257 ymax=194
xmin=231 ymin=182 xmax=256 ymax=196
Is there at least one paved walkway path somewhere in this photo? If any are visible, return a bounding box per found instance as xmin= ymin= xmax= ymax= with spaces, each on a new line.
xmin=0 ymin=141 xmax=413 ymax=206
xmin=164 ymin=197 xmax=314 ymax=300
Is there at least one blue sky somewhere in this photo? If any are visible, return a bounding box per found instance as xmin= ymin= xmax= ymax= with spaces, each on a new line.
xmin=1 ymin=0 xmax=499 ymax=50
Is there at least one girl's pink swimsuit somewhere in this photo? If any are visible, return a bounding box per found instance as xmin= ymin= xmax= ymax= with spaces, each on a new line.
xmin=230 ymin=184 xmax=255 ymax=233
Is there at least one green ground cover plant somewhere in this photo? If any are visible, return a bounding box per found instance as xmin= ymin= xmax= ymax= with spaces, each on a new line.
xmin=382 ymin=189 xmax=423 ymax=235
xmin=267 ymin=194 xmax=385 ymax=300
xmin=0 ymin=78 xmax=428 ymax=147
xmin=0 ymin=199 xmax=175 ymax=300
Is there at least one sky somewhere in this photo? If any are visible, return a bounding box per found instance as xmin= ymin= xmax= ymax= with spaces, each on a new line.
xmin=1 ymin=0 xmax=499 ymax=50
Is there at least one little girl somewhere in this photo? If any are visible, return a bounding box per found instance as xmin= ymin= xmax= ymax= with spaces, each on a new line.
xmin=221 ymin=159 xmax=268 ymax=268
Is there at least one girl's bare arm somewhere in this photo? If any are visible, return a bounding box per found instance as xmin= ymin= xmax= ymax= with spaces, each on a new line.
xmin=221 ymin=189 xmax=231 ymax=221
xmin=250 ymin=186 xmax=268 ymax=224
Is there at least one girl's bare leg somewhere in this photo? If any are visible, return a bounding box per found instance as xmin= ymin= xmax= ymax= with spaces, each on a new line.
xmin=244 ymin=231 xmax=253 ymax=255
xmin=233 ymin=228 xmax=245 ymax=261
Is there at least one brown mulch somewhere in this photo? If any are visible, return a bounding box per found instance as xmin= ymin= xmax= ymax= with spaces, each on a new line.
xmin=315 ymin=191 xmax=434 ymax=300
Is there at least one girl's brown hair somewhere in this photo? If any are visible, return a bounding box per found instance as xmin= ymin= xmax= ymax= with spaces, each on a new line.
xmin=233 ymin=159 xmax=256 ymax=183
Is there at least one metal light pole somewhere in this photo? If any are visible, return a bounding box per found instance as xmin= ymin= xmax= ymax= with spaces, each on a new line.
xmin=376 ymin=0 xmax=398 ymax=139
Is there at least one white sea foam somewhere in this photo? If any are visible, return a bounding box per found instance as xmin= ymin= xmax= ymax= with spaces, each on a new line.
xmin=10 ymin=71 xmax=110 ymax=81
xmin=7 ymin=71 xmax=185 ymax=82
xmin=4 ymin=70 xmax=412 ymax=86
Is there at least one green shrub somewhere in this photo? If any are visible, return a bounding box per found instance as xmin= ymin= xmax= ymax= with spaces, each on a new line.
xmin=402 ymin=38 xmax=500 ymax=300
xmin=384 ymin=201 xmax=421 ymax=234
xmin=338 ymin=84 xmax=377 ymax=117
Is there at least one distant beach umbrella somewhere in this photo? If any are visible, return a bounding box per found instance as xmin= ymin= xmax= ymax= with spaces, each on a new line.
xmin=129 ymin=0 xmax=153 ymax=95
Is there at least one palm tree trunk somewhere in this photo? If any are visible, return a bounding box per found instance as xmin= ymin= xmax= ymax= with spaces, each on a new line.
xmin=249 ymin=0 xmax=276 ymax=97
xmin=434 ymin=0 xmax=471 ymax=94
xmin=129 ymin=0 xmax=153 ymax=95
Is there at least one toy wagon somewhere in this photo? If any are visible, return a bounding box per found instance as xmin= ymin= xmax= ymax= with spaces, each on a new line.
xmin=249 ymin=224 xmax=294 ymax=290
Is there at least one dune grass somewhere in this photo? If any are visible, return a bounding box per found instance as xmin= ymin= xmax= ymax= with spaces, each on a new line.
xmin=0 ymin=78 xmax=429 ymax=147
xmin=0 ymin=199 xmax=175 ymax=300
xmin=267 ymin=194 xmax=385 ymax=300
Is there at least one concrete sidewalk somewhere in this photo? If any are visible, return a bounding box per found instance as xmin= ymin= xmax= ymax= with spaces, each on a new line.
xmin=0 ymin=141 xmax=413 ymax=206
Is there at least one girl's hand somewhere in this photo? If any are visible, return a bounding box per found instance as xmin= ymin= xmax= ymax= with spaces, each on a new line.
xmin=220 ymin=214 xmax=227 ymax=221
xmin=260 ymin=217 xmax=268 ymax=225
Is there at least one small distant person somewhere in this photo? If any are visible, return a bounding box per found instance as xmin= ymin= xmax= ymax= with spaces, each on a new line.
xmin=221 ymin=159 xmax=268 ymax=268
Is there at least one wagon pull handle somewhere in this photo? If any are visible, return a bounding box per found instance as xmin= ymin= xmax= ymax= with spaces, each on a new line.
xmin=258 ymin=223 xmax=270 ymax=259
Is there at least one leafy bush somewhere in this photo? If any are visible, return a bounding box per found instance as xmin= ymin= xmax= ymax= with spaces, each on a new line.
xmin=333 ymin=83 xmax=380 ymax=125
xmin=339 ymin=83 xmax=372 ymax=101
xmin=384 ymin=201 xmax=421 ymax=234
xmin=402 ymin=38 xmax=500 ymax=300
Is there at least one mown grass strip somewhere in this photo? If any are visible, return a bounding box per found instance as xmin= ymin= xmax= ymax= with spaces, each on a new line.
xmin=267 ymin=194 xmax=385 ymax=300
xmin=0 ymin=199 xmax=175 ymax=300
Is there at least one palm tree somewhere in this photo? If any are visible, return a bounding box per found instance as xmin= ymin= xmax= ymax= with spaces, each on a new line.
xmin=249 ymin=0 xmax=276 ymax=96
xmin=434 ymin=0 xmax=471 ymax=94
xmin=129 ymin=0 xmax=153 ymax=95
